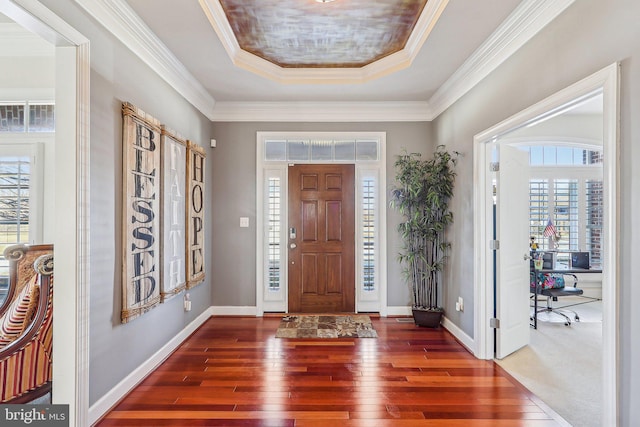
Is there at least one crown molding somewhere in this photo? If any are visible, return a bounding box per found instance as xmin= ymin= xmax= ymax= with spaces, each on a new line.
xmin=211 ymin=101 xmax=432 ymax=122
xmin=426 ymin=0 xmax=576 ymax=120
xmin=198 ymin=0 xmax=449 ymax=84
xmin=73 ymin=0 xmax=574 ymax=123
xmin=74 ymin=0 xmax=217 ymax=120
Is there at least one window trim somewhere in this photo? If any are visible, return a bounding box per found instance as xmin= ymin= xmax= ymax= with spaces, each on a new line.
xmin=0 ymin=141 xmax=45 ymax=247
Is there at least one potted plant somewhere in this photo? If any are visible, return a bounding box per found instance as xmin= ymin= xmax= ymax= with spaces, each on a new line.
xmin=390 ymin=145 xmax=458 ymax=327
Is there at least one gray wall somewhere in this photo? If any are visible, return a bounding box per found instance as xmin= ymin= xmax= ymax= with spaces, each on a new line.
xmin=28 ymin=0 xmax=640 ymax=424
xmin=210 ymin=122 xmax=433 ymax=308
xmin=39 ymin=1 xmax=214 ymax=405
xmin=432 ymin=0 xmax=639 ymax=424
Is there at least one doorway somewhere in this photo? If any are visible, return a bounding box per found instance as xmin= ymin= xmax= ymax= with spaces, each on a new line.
xmin=256 ymin=132 xmax=387 ymax=315
xmin=473 ymin=63 xmax=619 ymax=425
xmin=288 ymin=164 xmax=355 ymax=312
xmin=0 ymin=1 xmax=90 ymax=424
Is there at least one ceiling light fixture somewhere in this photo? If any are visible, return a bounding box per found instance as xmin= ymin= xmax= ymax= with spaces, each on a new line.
xmin=315 ymin=0 xmax=336 ymax=3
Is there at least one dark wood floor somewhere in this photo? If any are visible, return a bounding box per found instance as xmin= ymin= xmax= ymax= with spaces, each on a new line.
xmin=96 ymin=316 xmax=566 ymax=426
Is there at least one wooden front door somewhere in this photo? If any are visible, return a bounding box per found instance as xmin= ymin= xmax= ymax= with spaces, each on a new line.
xmin=288 ymin=164 xmax=355 ymax=313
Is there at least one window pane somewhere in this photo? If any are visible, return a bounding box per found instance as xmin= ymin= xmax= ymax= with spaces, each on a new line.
xmin=356 ymin=140 xmax=378 ymax=161
xmin=267 ymin=177 xmax=281 ymax=291
xmin=587 ymin=150 xmax=603 ymax=165
xmin=362 ymin=178 xmax=375 ymax=292
xmin=529 ymin=179 xmax=549 ymax=250
xmin=265 ymin=140 xmax=287 ymax=161
xmin=334 ymin=140 xmax=355 ymax=161
xmin=28 ymin=103 xmax=55 ymax=132
xmin=310 ymin=140 xmax=332 ymax=161
xmin=543 ymin=146 xmax=556 ymax=165
xmin=586 ymin=179 xmax=603 ymax=268
xmin=0 ymin=104 xmax=26 ymax=132
xmin=0 ymin=156 xmax=30 ymax=304
xmin=287 ymin=140 xmax=309 ymax=161
xmin=553 ymin=179 xmax=578 ymax=251
xmin=556 ymin=147 xmax=573 ymax=165
xmin=530 ymin=146 xmax=543 ymax=166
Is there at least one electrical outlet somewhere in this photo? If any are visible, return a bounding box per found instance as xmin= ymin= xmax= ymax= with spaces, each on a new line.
xmin=184 ymin=293 xmax=191 ymax=312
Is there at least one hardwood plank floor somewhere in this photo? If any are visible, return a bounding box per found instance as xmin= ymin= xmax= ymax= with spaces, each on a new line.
xmin=95 ymin=316 xmax=567 ymax=426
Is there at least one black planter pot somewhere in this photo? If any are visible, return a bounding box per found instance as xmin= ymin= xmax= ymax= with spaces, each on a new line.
xmin=412 ymin=308 xmax=444 ymax=328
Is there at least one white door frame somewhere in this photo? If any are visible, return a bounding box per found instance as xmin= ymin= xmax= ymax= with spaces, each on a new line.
xmin=256 ymin=132 xmax=387 ymax=316
xmin=0 ymin=1 xmax=91 ymax=426
xmin=473 ymin=63 xmax=619 ymax=425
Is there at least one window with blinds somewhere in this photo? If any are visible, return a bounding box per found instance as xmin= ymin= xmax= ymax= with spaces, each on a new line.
xmin=553 ymin=179 xmax=579 ymax=251
xmin=586 ymin=179 xmax=603 ymax=267
xmin=267 ymin=177 xmax=281 ymax=291
xmin=526 ymin=144 xmax=604 ymax=269
xmin=362 ymin=177 xmax=375 ymax=292
xmin=529 ymin=180 xmax=549 ymax=250
xmin=0 ymin=156 xmax=31 ymax=303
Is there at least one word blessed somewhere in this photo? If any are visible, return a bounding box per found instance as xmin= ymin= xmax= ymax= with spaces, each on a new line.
xmin=131 ymin=122 xmax=158 ymax=303
xmin=1 ymin=405 xmax=68 ymax=426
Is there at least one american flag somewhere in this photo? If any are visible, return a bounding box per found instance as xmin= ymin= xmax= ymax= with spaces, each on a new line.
xmin=543 ymin=218 xmax=557 ymax=237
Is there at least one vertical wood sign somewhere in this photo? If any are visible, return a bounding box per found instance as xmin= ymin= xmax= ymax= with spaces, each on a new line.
xmin=160 ymin=126 xmax=187 ymax=301
xmin=186 ymin=141 xmax=206 ymax=288
xmin=121 ymin=102 xmax=162 ymax=323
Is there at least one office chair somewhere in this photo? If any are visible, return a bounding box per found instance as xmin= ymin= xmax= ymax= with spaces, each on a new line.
xmin=531 ymin=272 xmax=583 ymax=325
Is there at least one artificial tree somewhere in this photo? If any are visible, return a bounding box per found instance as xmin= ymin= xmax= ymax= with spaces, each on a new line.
xmin=390 ymin=145 xmax=458 ymax=326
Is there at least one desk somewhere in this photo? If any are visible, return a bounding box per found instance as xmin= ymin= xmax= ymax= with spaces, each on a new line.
xmin=538 ymin=268 xmax=602 ymax=274
xmin=530 ymin=267 xmax=602 ymax=329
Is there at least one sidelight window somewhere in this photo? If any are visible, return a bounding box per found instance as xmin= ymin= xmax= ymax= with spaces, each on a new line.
xmin=267 ymin=177 xmax=281 ymax=292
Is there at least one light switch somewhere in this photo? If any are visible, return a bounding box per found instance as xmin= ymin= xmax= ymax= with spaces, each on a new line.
xmin=240 ymin=217 xmax=249 ymax=228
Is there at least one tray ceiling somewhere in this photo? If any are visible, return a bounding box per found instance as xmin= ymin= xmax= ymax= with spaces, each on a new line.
xmin=218 ymin=0 xmax=428 ymax=68
xmin=80 ymin=0 xmax=575 ymax=120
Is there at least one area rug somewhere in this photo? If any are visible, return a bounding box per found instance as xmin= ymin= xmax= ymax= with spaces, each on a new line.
xmin=275 ymin=315 xmax=378 ymax=338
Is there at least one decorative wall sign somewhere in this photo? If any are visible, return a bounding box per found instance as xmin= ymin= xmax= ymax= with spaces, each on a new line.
xmin=186 ymin=141 xmax=206 ymax=288
xmin=121 ymin=102 xmax=162 ymax=323
xmin=160 ymin=126 xmax=187 ymax=301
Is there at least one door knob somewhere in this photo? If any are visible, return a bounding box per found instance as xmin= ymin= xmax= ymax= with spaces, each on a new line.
xmin=290 ymin=243 xmax=297 ymax=249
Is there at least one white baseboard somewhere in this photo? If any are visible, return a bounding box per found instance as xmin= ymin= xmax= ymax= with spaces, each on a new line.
xmin=211 ymin=306 xmax=259 ymax=316
xmin=88 ymin=306 xmax=214 ymax=425
xmin=441 ymin=315 xmax=475 ymax=354
xmin=385 ymin=306 xmax=413 ymax=316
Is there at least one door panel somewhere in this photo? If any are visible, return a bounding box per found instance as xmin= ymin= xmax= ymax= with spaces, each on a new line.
xmin=496 ymin=145 xmax=531 ymax=359
xmin=288 ymin=164 xmax=355 ymax=313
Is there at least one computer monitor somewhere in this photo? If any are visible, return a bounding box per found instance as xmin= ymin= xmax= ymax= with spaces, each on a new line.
xmin=571 ymin=252 xmax=590 ymax=269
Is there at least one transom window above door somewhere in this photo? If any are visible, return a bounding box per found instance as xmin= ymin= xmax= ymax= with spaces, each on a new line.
xmin=264 ymin=138 xmax=379 ymax=162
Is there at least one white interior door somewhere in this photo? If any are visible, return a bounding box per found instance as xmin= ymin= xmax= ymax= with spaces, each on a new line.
xmin=495 ymin=144 xmax=531 ymax=359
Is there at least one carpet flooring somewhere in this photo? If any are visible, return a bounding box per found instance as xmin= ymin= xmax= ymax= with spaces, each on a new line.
xmin=275 ymin=314 xmax=378 ymax=338
xmin=498 ymin=298 xmax=602 ymax=427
